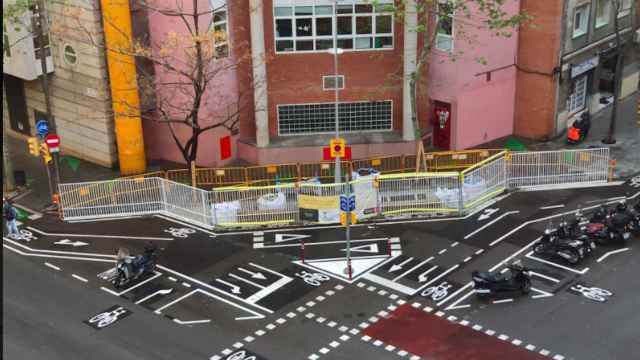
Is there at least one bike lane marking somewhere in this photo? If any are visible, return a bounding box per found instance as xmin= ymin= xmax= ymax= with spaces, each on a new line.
xmin=26 ymin=226 xmax=174 ymax=241
xmin=2 ymin=241 xmax=115 ymax=263
xmin=596 ymin=247 xmax=630 ymax=263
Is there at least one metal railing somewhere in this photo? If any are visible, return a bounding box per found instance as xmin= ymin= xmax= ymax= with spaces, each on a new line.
xmin=60 ymin=148 xmax=612 ymax=229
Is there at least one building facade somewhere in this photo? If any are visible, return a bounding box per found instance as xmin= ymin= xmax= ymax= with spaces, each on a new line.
xmin=515 ymin=0 xmax=638 ymax=140
xmin=3 ymin=0 xmax=118 ymax=167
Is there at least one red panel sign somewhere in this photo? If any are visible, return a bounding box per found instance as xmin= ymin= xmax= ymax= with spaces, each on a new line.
xmin=323 ymin=146 xmax=352 ymax=161
xmin=44 ymin=134 xmax=61 ymax=152
xmin=219 ymin=135 xmax=232 ymax=160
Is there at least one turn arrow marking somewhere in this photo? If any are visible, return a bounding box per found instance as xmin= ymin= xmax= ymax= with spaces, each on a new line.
xmin=216 ymin=279 xmax=241 ymax=294
xmin=389 ymin=257 xmax=414 ymax=272
xmin=238 ymin=267 xmax=267 ymax=280
xmin=478 ymin=208 xmax=500 ymax=221
xmin=54 ymin=239 xmax=89 ymax=247
xmin=418 ymin=265 xmax=439 ymax=283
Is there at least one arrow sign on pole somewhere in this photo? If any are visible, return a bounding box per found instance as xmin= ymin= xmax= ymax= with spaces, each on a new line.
xmin=274 ymin=233 xmax=311 ymax=243
xmin=418 ymin=265 xmax=439 ymax=283
xmin=216 ymin=279 xmax=241 ymax=294
xmin=238 ymin=267 xmax=267 ymax=280
xmin=389 ymin=257 xmax=414 ymax=272
xmin=54 ymin=239 xmax=89 ymax=247
xmin=478 ymin=208 xmax=500 ymax=221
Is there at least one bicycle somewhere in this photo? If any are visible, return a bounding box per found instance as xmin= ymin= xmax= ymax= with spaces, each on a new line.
xmin=164 ymin=227 xmax=196 ymax=238
xmin=226 ymin=350 xmax=257 ymax=360
xmin=570 ymin=284 xmax=613 ymax=302
xmin=88 ymin=307 xmax=128 ymax=328
xmin=421 ymin=281 xmax=452 ymax=301
xmin=295 ymin=271 xmax=330 ymax=286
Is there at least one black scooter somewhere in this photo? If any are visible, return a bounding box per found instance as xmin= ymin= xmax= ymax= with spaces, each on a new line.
xmin=112 ymin=245 xmax=158 ymax=288
xmin=472 ymin=261 xmax=531 ymax=298
xmin=534 ymin=226 xmax=595 ymax=265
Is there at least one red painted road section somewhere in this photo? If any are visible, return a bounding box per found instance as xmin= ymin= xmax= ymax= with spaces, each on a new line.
xmin=363 ymin=304 xmax=547 ymax=360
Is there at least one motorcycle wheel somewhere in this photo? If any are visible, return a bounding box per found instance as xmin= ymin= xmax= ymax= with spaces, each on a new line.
xmin=112 ymin=270 xmax=127 ymax=289
xmin=533 ymin=244 xmax=546 ymax=255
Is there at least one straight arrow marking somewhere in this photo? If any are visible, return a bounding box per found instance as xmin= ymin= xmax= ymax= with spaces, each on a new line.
xmin=215 ymin=279 xmax=241 ymax=294
xmin=238 ymin=267 xmax=267 ymax=280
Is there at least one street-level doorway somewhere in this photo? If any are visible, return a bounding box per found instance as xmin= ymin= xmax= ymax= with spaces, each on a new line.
xmin=432 ymin=101 xmax=451 ymax=150
xmin=3 ymin=74 xmax=31 ymax=135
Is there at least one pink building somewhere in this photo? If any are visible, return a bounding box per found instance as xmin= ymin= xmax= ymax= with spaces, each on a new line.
xmin=140 ymin=0 xmax=521 ymax=167
xmin=427 ymin=0 xmax=519 ymax=150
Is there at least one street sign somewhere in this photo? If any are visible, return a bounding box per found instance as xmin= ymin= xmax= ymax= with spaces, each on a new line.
xmin=340 ymin=194 xmax=355 ymax=212
xmin=36 ymin=120 xmax=49 ymax=138
xmin=330 ymin=138 xmax=346 ymax=158
xmin=44 ymin=134 xmax=61 ymax=153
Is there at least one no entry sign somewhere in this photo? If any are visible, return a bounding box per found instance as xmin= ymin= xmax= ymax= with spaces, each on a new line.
xmin=45 ymin=134 xmax=61 ymax=152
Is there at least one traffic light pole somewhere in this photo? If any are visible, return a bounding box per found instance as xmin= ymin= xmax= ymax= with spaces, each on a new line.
xmin=345 ymin=174 xmax=352 ymax=280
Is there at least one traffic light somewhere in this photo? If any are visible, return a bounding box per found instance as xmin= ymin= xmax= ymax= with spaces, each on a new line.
xmin=28 ymin=137 xmax=40 ymax=156
xmin=40 ymin=143 xmax=52 ymax=164
xmin=330 ymin=138 xmax=346 ymax=158
xmin=340 ymin=211 xmax=357 ymax=226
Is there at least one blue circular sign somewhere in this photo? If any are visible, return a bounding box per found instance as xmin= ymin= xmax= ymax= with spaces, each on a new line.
xmin=36 ymin=120 xmax=49 ymax=138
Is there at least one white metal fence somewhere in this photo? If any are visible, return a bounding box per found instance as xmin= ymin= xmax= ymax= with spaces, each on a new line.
xmin=58 ymin=148 xmax=611 ymax=228
xmin=508 ymin=148 xmax=610 ymax=189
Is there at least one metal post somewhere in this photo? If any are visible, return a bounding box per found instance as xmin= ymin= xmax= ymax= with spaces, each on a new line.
xmin=333 ymin=1 xmax=341 ymax=184
xmin=344 ymin=176 xmax=352 ymax=280
xmin=602 ymin=0 xmax=624 ymax=144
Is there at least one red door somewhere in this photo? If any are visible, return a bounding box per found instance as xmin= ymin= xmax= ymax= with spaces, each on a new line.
xmin=433 ymin=102 xmax=452 ymax=150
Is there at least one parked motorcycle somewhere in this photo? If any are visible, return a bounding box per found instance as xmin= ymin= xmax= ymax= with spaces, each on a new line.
xmin=630 ymin=201 xmax=640 ymax=233
xmin=472 ymin=261 xmax=531 ymax=297
xmin=112 ymin=245 xmax=158 ymax=289
xmin=534 ymin=226 xmax=595 ymax=265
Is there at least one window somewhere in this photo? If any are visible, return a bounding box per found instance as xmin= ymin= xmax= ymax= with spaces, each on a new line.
xmin=211 ymin=9 xmax=228 ymax=57
xmin=63 ymin=44 xmax=77 ymax=65
xmin=435 ymin=0 xmax=454 ymax=51
xmin=278 ymin=100 xmax=392 ymax=135
xmin=323 ymin=75 xmax=344 ymax=90
xmin=29 ymin=4 xmax=51 ymax=60
xmin=273 ymin=1 xmax=393 ymax=53
xmin=572 ymin=5 xmax=589 ymax=38
xmin=595 ymin=0 xmax=611 ymax=28
xmin=617 ymin=0 xmax=632 ymax=17
xmin=569 ymin=75 xmax=588 ymax=114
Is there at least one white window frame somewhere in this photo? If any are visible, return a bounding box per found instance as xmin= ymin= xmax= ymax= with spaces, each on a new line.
xmin=568 ymin=75 xmax=588 ymax=114
xmin=572 ymin=4 xmax=590 ymax=39
xmin=276 ymin=100 xmax=393 ymax=135
xmin=435 ymin=0 xmax=454 ymax=52
xmin=210 ymin=0 xmax=229 ymax=58
xmin=595 ymin=0 xmax=610 ymax=28
xmin=617 ymin=0 xmax=632 ymax=18
xmin=322 ymin=75 xmax=345 ymax=90
xmin=273 ymin=1 xmax=394 ymax=54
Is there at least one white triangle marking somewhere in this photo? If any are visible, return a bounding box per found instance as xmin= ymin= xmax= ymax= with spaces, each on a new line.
xmin=340 ymin=243 xmax=379 ymax=254
xmin=274 ymin=233 xmax=311 ymax=243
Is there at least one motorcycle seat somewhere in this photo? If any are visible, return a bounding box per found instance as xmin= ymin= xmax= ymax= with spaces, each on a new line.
xmin=473 ymin=271 xmax=509 ymax=282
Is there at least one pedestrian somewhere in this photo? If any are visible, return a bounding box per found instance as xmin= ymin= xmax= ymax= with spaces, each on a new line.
xmin=3 ymin=197 xmax=23 ymax=240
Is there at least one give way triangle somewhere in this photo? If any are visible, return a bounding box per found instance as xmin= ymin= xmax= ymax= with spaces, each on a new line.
xmin=340 ymin=243 xmax=379 ymax=253
xmin=275 ymin=233 xmax=311 ymax=243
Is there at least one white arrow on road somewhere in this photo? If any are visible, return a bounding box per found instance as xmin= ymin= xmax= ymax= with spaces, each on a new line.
xmin=340 ymin=243 xmax=379 ymax=254
xmin=216 ymin=279 xmax=241 ymax=294
xmin=478 ymin=208 xmax=500 ymax=221
xmin=135 ymin=288 xmax=174 ymax=304
xmin=238 ymin=267 xmax=267 ymax=280
xmin=389 ymin=257 xmax=414 ymax=272
xmin=54 ymin=239 xmax=89 ymax=247
xmin=275 ymin=233 xmax=311 ymax=243
xmin=418 ymin=265 xmax=439 ymax=283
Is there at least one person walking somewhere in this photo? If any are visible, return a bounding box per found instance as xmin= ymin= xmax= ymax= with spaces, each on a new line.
xmin=3 ymin=197 xmax=22 ymax=240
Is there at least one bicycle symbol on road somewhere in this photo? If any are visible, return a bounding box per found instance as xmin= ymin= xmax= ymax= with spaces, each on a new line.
xmin=86 ymin=306 xmax=131 ymax=329
xmin=570 ymin=284 xmax=613 ymax=303
xmin=7 ymin=229 xmax=38 ymax=242
xmin=630 ymin=175 xmax=640 ymax=189
xmin=226 ymin=350 xmax=259 ymax=360
xmin=295 ymin=271 xmax=330 ymax=287
xmin=421 ymin=281 xmax=452 ymax=301
xmin=164 ymin=227 xmax=196 ymax=238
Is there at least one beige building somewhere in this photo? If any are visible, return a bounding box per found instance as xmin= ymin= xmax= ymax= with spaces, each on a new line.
xmin=3 ymin=0 xmax=117 ymax=167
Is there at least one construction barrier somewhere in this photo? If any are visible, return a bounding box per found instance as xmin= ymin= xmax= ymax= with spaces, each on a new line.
xmin=61 ymin=149 xmax=611 ymax=229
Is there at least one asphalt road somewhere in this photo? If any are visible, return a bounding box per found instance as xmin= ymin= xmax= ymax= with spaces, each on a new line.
xmin=3 ymin=177 xmax=640 ymax=360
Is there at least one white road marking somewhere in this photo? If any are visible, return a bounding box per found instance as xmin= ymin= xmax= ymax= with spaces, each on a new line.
xmin=3 ymin=242 xmax=115 ymax=263
xmin=596 ymin=248 xmax=630 ymax=263
xmin=393 ymin=258 xmax=433 ymax=282
xmin=215 ymin=279 xmax=242 ymax=294
xmin=3 ymin=237 xmax=116 ymax=258
xmin=540 ymin=204 xmax=565 ymax=210
xmin=258 ymin=238 xmax=388 ymax=249
xmin=530 ymin=287 xmax=554 ymax=299
xmin=463 ymin=256 xmax=473 ymax=263
xmin=275 ymin=233 xmax=311 ymax=243
xmin=100 ymin=271 xmax=163 ymax=296
xmin=437 ymin=281 xmax=473 ymax=307
xmin=389 ymin=257 xmax=414 ymax=272
xmin=412 ymin=264 xmax=459 ymax=294
xmin=182 ymin=282 xmax=191 ymax=288
xmin=361 ymin=273 xmax=416 ymax=295
xmin=135 ymin=289 xmax=174 ymax=304
xmin=444 ymin=289 xmax=475 ymax=311
xmin=530 ymin=271 xmax=560 ymax=283
xmin=488 ymin=238 xmax=541 ymax=272
xmin=438 ymin=249 xmax=447 ymax=255
xmin=173 ymin=319 xmax=211 ymax=325
xmin=71 ymin=274 xmax=88 ymax=283
xmin=229 ymin=273 xmax=266 ymax=289
xmin=465 ymin=211 xmax=520 ymax=240
xmin=525 ymin=252 xmax=589 ymax=274
xmin=44 ymin=262 xmax=61 ymax=271
xmin=154 ymin=288 xmax=264 ymax=320
xmin=492 ymin=298 xmax=513 ymax=304
xmin=237 ymin=267 xmax=267 ymax=280
xmin=26 ymin=226 xmax=173 ymax=241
